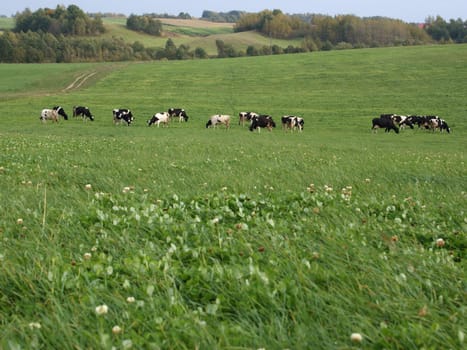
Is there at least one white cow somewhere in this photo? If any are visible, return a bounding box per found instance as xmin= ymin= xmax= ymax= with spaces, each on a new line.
xmin=147 ymin=112 xmax=170 ymax=127
xmin=206 ymin=115 xmax=231 ymax=129
xmin=40 ymin=109 xmax=59 ymax=123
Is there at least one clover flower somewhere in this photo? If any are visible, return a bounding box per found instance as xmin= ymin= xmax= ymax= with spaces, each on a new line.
xmin=28 ymin=322 xmax=41 ymax=330
xmin=95 ymin=304 xmax=109 ymax=315
xmin=112 ymin=325 xmax=122 ymax=334
xmin=436 ymin=238 xmax=445 ymax=247
xmin=350 ymin=333 xmax=363 ymax=342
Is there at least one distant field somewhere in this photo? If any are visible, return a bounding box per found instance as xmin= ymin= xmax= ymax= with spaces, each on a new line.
xmin=0 ymin=16 xmax=13 ymax=30
xmin=0 ymin=45 xmax=466 ymax=349
xmin=1 ymin=16 xmax=301 ymax=55
xmin=101 ymin=17 xmax=300 ymax=54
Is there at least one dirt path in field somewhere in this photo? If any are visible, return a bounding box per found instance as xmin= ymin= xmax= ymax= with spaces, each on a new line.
xmin=62 ymin=72 xmax=97 ymax=92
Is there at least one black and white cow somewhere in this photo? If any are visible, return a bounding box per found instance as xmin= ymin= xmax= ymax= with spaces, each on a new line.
xmin=147 ymin=112 xmax=170 ymax=127
xmin=281 ymin=116 xmax=304 ymax=132
xmin=113 ymin=108 xmax=134 ymax=126
xmin=206 ymin=115 xmax=231 ymax=129
xmin=238 ymin=112 xmax=259 ymax=126
xmin=372 ymin=117 xmax=399 ymax=133
xmin=40 ymin=106 xmax=68 ymax=122
xmin=73 ymin=106 xmax=94 ymax=121
xmin=392 ymin=115 xmax=413 ymax=129
xmin=168 ymin=108 xmax=189 ymax=122
xmin=429 ymin=117 xmax=451 ymax=133
xmin=249 ymin=115 xmax=276 ymax=132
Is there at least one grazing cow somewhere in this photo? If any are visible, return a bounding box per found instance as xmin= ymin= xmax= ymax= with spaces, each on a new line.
xmin=372 ymin=117 xmax=399 ymax=133
xmin=168 ymin=108 xmax=189 ymax=122
xmin=40 ymin=106 xmax=68 ymax=123
xmin=147 ymin=112 xmax=170 ymax=127
xmin=73 ymin=106 xmax=94 ymax=121
xmin=206 ymin=115 xmax=231 ymax=129
xmin=40 ymin=109 xmax=59 ymax=123
xmin=392 ymin=115 xmax=413 ymax=129
xmin=238 ymin=112 xmax=259 ymax=126
xmin=249 ymin=115 xmax=276 ymax=132
xmin=380 ymin=114 xmax=413 ymax=129
xmin=113 ymin=108 xmax=134 ymax=126
xmin=281 ymin=116 xmax=304 ymax=132
xmin=429 ymin=117 xmax=451 ymax=133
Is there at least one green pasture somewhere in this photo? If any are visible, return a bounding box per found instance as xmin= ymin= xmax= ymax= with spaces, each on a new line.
xmin=0 ymin=45 xmax=466 ymax=349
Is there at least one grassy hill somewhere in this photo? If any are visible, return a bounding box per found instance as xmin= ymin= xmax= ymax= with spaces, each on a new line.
xmin=100 ymin=17 xmax=301 ymax=55
xmin=0 ymin=16 xmax=299 ymax=55
xmin=0 ymin=45 xmax=466 ymax=349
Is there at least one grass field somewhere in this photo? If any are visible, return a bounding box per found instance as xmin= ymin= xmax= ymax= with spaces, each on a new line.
xmin=0 ymin=45 xmax=466 ymax=349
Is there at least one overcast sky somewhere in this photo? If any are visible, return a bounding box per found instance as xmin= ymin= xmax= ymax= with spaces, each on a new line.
xmin=2 ymin=1 xmax=466 ymax=23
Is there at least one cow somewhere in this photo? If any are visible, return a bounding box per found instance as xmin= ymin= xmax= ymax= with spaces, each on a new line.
xmin=392 ymin=115 xmax=413 ymax=129
xmin=372 ymin=117 xmax=399 ymax=133
xmin=168 ymin=108 xmax=189 ymax=122
xmin=281 ymin=116 xmax=304 ymax=132
xmin=429 ymin=117 xmax=451 ymax=133
xmin=73 ymin=106 xmax=94 ymax=121
xmin=40 ymin=109 xmax=59 ymax=123
xmin=238 ymin=112 xmax=259 ymax=126
xmin=113 ymin=108 xmax=134 ymax=126
xmin=40 ymin=106 xmax=68 ymax=123
xmin=249 ymin=115 xmax=276 ymax=132
xmin=147 ymin=112 xmax=170 ymax=127
xmin=380 ymin=114 xmax=413 ymax=129
xmin=206 ymin=114 xmax=231 ymax=129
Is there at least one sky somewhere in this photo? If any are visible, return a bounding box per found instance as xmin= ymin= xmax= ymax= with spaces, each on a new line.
xmin=2 ymin=1 xmax=466 ymax=23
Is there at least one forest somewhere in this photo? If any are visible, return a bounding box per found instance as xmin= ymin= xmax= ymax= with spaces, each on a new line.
xmin=0 ymin=5 xmax=465 ymax=63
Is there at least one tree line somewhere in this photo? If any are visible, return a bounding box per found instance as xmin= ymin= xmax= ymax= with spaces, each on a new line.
xmin=235 ymin=10 xmax=467 ymax=48
xmin=0 ymin=6 xmax=465 ymax=63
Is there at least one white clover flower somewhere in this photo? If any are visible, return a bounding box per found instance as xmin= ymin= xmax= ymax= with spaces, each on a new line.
xmin=112 ymin=325 xmax=122 ymax=335
xmin=436 ymin=238 xmax=445 ymax=247
xmin=28 ymin=322 xmax=41 ymax=330
xmin=17 ymin=218 xmax=23 ymax=225
xmin=126 ymin=296 xmax=135 ymax=303
xmin=83 ymin=252 xmax=92 ymax=260
xmin=350 ymin=333 xmax=363 ymax=342
xmin=95 ymin=304 xmax=109 ymax=315
xmin=122 ymin=186 xmax=131 ymax=193
xmin=122 ymin=339 xmax=133 ymax=349
xmin=85 ymin=184 xmax=92 ymax=190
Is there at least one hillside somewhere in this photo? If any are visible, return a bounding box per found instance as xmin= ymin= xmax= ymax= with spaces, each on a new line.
xmin=101 ymin=17 xmax=300 ymax=55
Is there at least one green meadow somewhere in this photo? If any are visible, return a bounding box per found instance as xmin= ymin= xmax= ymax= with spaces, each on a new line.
xmin=0 ymin=45 xmax=466 ymax=349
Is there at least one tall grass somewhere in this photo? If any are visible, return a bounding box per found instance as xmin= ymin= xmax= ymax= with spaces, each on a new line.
xmin=0 ymin=45 xmax=466 ymax=349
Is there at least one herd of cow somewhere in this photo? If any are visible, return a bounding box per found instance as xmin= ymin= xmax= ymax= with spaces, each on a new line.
xmin=371 ymin=114 xmax=451 ymax=133
xmin=39 ymin=106 xmax=451 ymax=134
xmin=39 ymin=106 xmax=305 ymax=132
